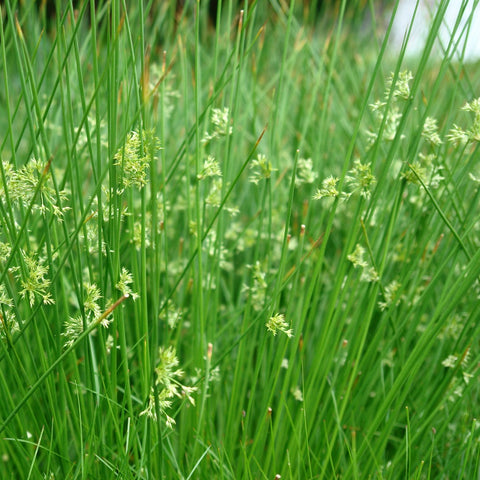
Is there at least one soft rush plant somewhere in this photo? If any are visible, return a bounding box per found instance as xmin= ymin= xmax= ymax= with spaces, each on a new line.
xmin=0 ymin=0 xmax=480 ymax=478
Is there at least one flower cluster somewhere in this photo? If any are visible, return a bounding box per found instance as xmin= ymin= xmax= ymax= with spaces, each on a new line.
xmin=344 ymin=159 xmax=377 ymax=199
xmin=62 ymin=269 xmax=136 ymax=348
xmin=366 ymin=71 xmax=414 ymax=148
xmin=312 ymin=175 xmax=339 ymax=200
xmin=115 ymin=267 xmax=139 ymax=301
xmin=367 ymin=106 xmax=403 ymax=145
xmin=62 ymin=282 xmax=102 ymax=348
xmin=159 ymin=299 xmax=183 ymax=329
xmin=114 ymin=129 xmax=160 ymax=190
xmin=422 ymin=116 xmax=443 ymax=146
xmin=266 ymin=313 xmax=293 ymax=338
xmin=347 ymin=244 xmax=368 ymax=268
xmin=295 ymin=157 xmax=318 ymax=187
xmin=197 ymin=155 xmax=222 ymax=180
xmin=384 ymin=70 xmax=413 ymax=100
xmin=140 ymin=346 xmax=197 ymax=428
xmin=442 ymin=348 xmax=473 ymax=403
xmin=378 ymin=280 xmax=402 ymax=311
xmin=402 ymin=153 xmax=443 ymax=189
xmin=205 ymin=178 xmax=223 ymax=208
xmin=244 ymin=261 xmax=268 ymax=311
xmin=249 ymin=153 xmax=277 ymax=184
xmin=202 ymin=107 xmax=233 ymax=143
xmin=313 ymin=160 xmax=376 ymax=203
xmin=0 ymin=284 xmax=18 ymax=343
xmin=18 ymin=251 xmax=54 ymax=307
xmin=0 ymin=157 xmax=68 ymax=220
xmin=447 ymin=98 xmax=480 ymax=145
xmin=347 ymin=244 xmax=378 ymax=283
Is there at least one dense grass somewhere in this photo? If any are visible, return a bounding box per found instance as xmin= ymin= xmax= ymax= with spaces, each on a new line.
xmin=1 ymin=0 xmax=480 ymax=478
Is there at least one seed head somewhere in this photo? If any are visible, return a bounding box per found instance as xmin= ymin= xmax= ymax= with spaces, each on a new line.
xmin=266 ymin=313 xmax=293 ymax=338
xmin=313 ymin=176 xmax=339 ymax=200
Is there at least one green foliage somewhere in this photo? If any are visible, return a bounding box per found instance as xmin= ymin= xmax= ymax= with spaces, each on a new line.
xmin=0 ymin=0 xmax=480 ymax=478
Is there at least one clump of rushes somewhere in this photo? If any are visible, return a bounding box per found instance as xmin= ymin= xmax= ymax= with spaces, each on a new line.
xmin=2 ymin=2 xmax=480 ymax=478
